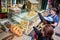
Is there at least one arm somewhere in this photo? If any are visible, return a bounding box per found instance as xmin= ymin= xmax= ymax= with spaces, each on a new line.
xmin=51 ymin=16 xmax=59 ymax=27
xmin=38 ymin=13 xmax=45 ymax=22
xmin=33 ymin=27 xmax=42 ymax=36
xmin=51 ymin=22 xmax=58 ymax=27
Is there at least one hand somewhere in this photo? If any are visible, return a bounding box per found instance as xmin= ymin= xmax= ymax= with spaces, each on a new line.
xmin=51 ymin=22 xmax=57 ymax=27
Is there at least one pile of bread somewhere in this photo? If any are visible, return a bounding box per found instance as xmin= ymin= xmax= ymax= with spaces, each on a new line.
xmin=10 ymin=24 xmax=23 ymax=37
xmin=27 ymin=11 xmax=37 ymax=17
xmin=9 ymin=4 xmax=22 ymax=14
xmin=4 ymin=21 xmax=23 ymax=37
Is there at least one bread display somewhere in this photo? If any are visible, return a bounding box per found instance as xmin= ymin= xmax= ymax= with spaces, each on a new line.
xmin=27 ymin=11 xmax=37 ymax=17
xmin=21 ymin=20 xmax=28 ymax=26
xmin=20 ymin=20 xmax=28 ymax=32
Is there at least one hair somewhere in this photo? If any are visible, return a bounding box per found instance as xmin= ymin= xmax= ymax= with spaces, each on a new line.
xmin=42 ymin=20 xmax=48 ymax=25
xmin=43 ymin=24 xmax=54 ymax=40
xmin=51 ymin=8 xmax=57 ymax=12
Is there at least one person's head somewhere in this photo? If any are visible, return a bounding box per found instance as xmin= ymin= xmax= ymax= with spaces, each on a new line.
xmin=41 ymin=24 xmax=54 ymax=38
xmin=50 ymin=8 xmax=57 ymax=15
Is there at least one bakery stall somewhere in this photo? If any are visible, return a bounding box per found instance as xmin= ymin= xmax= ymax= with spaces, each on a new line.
xmin=0 ymin=11 xmax=45 ymax=40
xmin=0 ymin=0 xmax=45 ymax=40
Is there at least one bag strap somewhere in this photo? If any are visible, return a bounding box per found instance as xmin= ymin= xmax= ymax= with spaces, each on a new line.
xmin=52 ymin=15 xmax=59 ymax=26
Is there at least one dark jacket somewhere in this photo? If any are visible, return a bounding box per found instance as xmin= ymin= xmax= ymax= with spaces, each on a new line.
xmin=38 ymin=13 xmax=54 ymax=23
xmin=33 ymin=27 xmax=52 ymax=40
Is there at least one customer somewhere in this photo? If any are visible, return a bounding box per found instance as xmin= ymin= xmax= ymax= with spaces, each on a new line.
xmin=33 ymin=24 xmax=54 ymax=40
xmin=34 ymin=16 xmax=54 ymax=40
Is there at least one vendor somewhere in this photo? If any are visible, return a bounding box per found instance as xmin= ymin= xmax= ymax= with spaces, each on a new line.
xmin=47 ymin=8 xmax=59 ymax=28
xmin=36 ymin=8 xmax=59 ymax=28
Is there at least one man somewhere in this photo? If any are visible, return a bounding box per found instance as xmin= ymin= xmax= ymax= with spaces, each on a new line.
xmin=36 ymin=8 xmax=59 ymax=28
xmin=47 ymin=8 xmax=59 ymax=28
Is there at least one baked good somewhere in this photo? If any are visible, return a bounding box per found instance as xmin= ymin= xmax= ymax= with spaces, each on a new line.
xmin=10 ymin=24 xmax=23 ymax=37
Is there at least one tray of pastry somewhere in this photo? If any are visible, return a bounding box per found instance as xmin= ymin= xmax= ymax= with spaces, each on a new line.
xmin=25 ymin=11 xmax=38 ymax=20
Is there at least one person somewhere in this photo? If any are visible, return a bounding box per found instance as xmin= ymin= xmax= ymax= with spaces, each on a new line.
xmin=33 ymin=24 xmax=54 ymax=40
xmin=34 ymin=16 xmax=54 ymax=40
xmin=36 ymin=8 xmax=59 ymax=28
xmin=35 ymin=11 xmax=54 ymax=24
xmin=36 ymin=16 xmax=54 ymax=27
xmin=56 ymin=4 xmax=60 ymax=14
xmin=47 ymin=8 xmax=59 ymax=28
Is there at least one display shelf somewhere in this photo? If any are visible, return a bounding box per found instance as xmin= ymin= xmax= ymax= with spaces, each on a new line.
xmin=27 ymin=10 xmax=45 ymax=22
xmin=0 ymin=10 xmax=45 ymax=36
xmin=0 ymin=11 xmax=45 ymax=40
xmin=24 ymin=18 xmax=41 ymax=35
xmin=11 ymin=10 xmax=45 ymax=35
xmin=12 ymin=12 xmax=28 ymax=18
xmin=24 ymin=10 xmax=45 ymax=35
xmin=12 ymin=11 xmax=38 ymax=22
xmin=11 ymin=16 xmax=22 ymax=24
xmin=25 ymin=24 xmax=34 ymax=35
xmin=25 ymin=14 xmax=38 ymax=21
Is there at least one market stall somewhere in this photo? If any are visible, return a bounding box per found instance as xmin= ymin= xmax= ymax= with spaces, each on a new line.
xmin=0 ymin=0 xmax=45 ymax=40
xmin=0 ymin=10 xmax=45 ymax=40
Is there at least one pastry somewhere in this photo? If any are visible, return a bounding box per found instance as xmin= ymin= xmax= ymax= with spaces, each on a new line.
xmin=10 ymin=24 xmax=23 ymax=37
